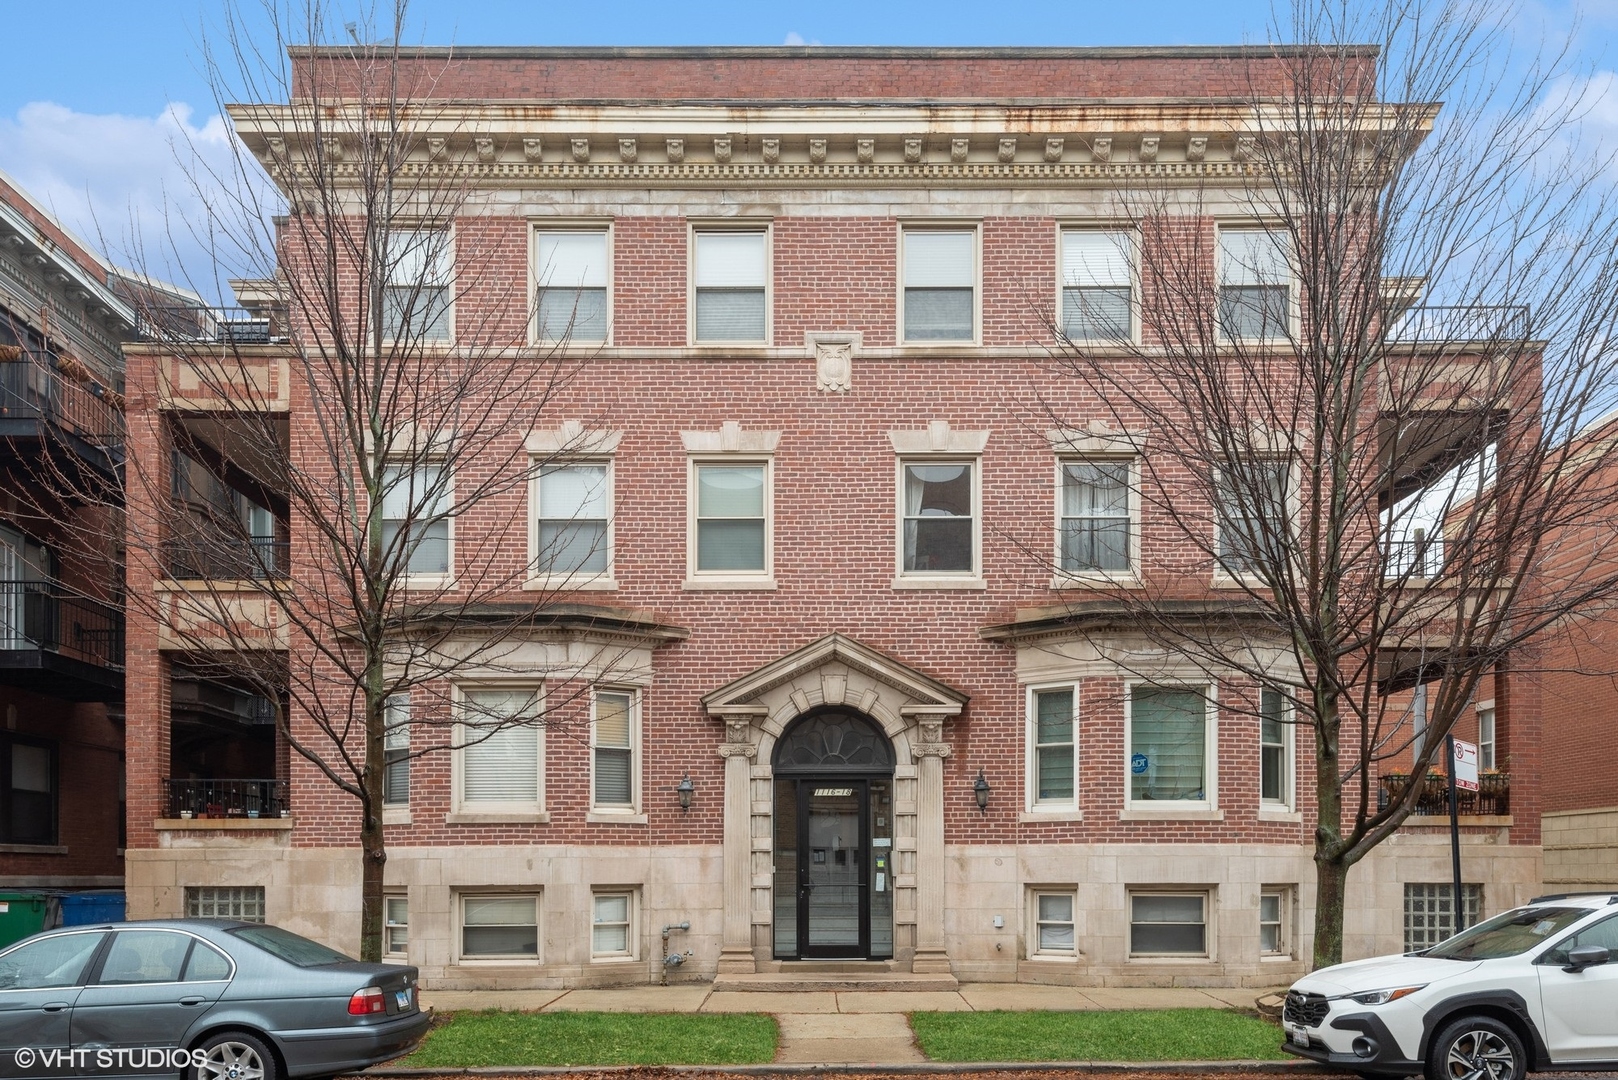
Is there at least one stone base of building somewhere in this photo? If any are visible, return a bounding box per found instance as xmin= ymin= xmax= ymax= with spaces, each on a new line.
xmin=1543 ymin=806 xmax=1618 ymax=892
xmin=124 ymin=832 xmax=1542 ymax=990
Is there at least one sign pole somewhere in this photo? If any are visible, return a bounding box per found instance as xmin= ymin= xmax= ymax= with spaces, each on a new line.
xmin=1446 ymin=733 xmax=1464 ymax=933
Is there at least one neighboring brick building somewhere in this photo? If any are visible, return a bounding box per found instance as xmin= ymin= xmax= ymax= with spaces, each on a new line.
xmin=0 ymin=170 xmax=137 ymax=888
xmin=121 ymin=46 xmax=1543 ymax=988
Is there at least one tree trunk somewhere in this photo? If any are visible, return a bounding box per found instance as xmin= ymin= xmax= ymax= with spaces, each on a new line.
xmin=1313 ymin=853 xmax=1350 ymax=969
xmin=359 ymin=791 xmax=386 ymax=961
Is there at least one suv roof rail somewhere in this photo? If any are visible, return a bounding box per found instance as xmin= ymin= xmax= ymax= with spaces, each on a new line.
xmin=1530 ymin=892 xmax=1618 ymax=904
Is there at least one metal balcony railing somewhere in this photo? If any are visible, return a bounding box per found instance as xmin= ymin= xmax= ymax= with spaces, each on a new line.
xmin=1379 ymin=771 xmax=1511 ymax=816
xmin=146 ymin=306 xmax=287 ymax=346
xmin=0 ymin=580 xmax=124 ymax=670
xmin=165 ymin=535 xmax=288 ymax=581
xmin=0 ymin=348 xmax=124 ymax=451
xmin=164 ymin=778 xmax=289 ymax=819
xmin=1389 ymin=305 xmax=1531 ymax=343
xmin=1383 ymin=536 xmax=1445 ymax=579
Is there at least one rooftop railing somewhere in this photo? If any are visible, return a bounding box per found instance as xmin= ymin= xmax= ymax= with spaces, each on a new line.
xmin=1389 ymin=305 xmax=1531 ymax=342
xmin=145 ymin=306 xmax=288 ymax=346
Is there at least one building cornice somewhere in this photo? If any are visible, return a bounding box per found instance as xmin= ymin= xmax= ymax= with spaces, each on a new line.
xmin=289 ymin=44 xmax=1379 ymax=61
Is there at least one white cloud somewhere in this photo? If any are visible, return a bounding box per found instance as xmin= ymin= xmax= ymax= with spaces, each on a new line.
xmin=0 ymin=101 xmax=270 ymax=301
xmin=782 ymin=31 xmax=822 ymax=46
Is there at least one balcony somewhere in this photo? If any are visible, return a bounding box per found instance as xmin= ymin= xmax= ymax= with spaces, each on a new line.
xmin=0 ymin=348 xmax=123 ymax=480
xmin=147 ymin=305 xmax=288 ymax=347
xmin=1379 ymin=771 xmax=1511 ymax=817
xmin=166 ymin=535 xmax=289 ymax=582
xmin=0 ymin=580 xmax=123 ymax=701
xmin=163 ymin=778 xmax=289 ymax=820
xmin=1382 ymin=534 xmax=1445 ymax=580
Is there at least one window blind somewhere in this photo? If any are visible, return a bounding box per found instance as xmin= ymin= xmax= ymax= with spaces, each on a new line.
xmin=383 ymin=695 xmax=409 ymax=805
xmin=461 ymin=691 xmax=538 ymax=803
xmin=696 ymin=465 xmax=766 ymax=570
xmin=1034 ymin=689 xmax=1074 ymax=801
xmin=694 ymin=232 xmax=766 ymax=287
xmin=1218 ymin=228 xmax=1289 ymax=286
xmin=904 ymin=231 xmax=974 ymax=286
xmin=1062 ymin=230 xmax=1131 ymax=287
xmin=1130 ymin=686 xmax=1207 ymax=802
xmin=594 ymin=691 xmax=634 ymax=805
xmin=386 ymin=230 xmax=452 ymax=286
xmin=535 ymin=232 xmax=607 ymax=288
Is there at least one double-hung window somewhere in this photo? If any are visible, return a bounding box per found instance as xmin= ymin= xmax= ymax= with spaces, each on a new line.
xmin=1061 ymin=229 xmax=1133 ymax=341
xmin=592 ymin=689 xmax=637 ymax=811
xmin=902 ymin=229 xmax=975 ymax=342
xmin=901 ymin=461 xmax=976 ymax=575
xmin=693 ymin=230 xmax=768 ymax=343
xmin=384 ymin=896 xmax=409 ymax=957
xmin=1029 ymin=687 xmax=1076 ymax=808
xmin=534 ymin=462 xmax=610 ymax=580
xmin=1 ymin=736 xmax=55 ymax=845
xmin=1061 ymin=461 xmax=1131 ymax=573
xmin=1260 ymin=888 xmax=1290 ymax=956
xmin=381 ymin=464 xmax=451 ymax=578
xmin=1130 ymin=892 xmax=1209 ymax=957
xmin=591 ymin=891 xmax=636 ymax=959
xmin=1215 ymin=459 xmax=1289 ymax=578
xmin=1217 ymin=227 xmax=1290 ymax=341
xmin=1128 ymin=685 xmax=1213 ymax=808
xmin=457 ymin=689 xmax=542 ymax=813
xmin=1260 ymin=686 xmax=1291 ymax=808
xmin=382 ymin=694 xmax=409 ymax=807
xmin=1032 ymin=892 xmax=1077 ymax=956
xmin=382 ymin=229 xmax=451 ymax=342
xmin=1477 ymin=704 xmax=1496 ymax=770
xmin=534 ymin=230 xmax=608 ymax=343
xmin=691 ymin=462 xmax=770 ymax=576
xmin=461 ymin=894 xmax=539 ymax=959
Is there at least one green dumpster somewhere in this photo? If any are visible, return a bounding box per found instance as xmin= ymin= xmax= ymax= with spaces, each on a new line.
xmin=0 ymin=892 xmax=51 ymax=949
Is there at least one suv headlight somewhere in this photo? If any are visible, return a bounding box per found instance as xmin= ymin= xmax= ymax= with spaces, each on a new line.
xmin=1344 ymin=985 xmax=1426 ymax=1005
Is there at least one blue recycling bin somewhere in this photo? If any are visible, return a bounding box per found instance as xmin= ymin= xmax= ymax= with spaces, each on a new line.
xmin=58 ymin=891 xmax=125 ymax=926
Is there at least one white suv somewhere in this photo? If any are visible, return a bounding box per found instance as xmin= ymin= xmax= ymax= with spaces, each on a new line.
xmin=1283 ymin=893 xmax=1618 ymax=1080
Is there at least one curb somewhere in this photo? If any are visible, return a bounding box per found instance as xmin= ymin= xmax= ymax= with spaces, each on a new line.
xmin=361 ymin=1062 xmax=1329 ymax=1076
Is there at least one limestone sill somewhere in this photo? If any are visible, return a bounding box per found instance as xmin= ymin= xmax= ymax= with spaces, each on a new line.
xmin=154 ymin=817 xmax=294 ymax=831
xmin=1403 ymin=814 xmax=1514 ymax=828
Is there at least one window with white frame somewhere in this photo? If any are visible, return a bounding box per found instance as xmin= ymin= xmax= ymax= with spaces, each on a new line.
xmin=1403 ymin=883 xmax=1482 ymax=952
xmin=591 ymin=891 xmax=636 ymax=959
xmin=691 ymin=462 xmax=770 ymax=576
xmin=382 ymin=694 xmax=409 ymax=806
xmin=457 ymin=689 xmax=542 ymax=811
xmin=1060 ymin=460 xmax=1131 ymax=573
xmin=1260 ymin=888 xmax=1290 ymax=956
xmin=1061 ymin=229 xmax=1133 ymax=341
xmin=1260 ymin=686 xmax=1290 ymax=808
xmin=534 ymin=462 xmax=610 ymax=579
xmin=460 ymin=894 xmax=539 ymax=959
xmin=693 ymin=230 xmax=768 ymax=342
xmin=381 ymin=463 xmax=451 ymax=577
xmin=383 ymin=229 xmax=451 ymax=341
xmin=1128 ymin=685 xmax=1211 ymax=806
xmin=900 ymin=461 xmax=976 ymax=575
xmin=534 ymin=230 xmax=608 ymax=342
xmin=1031 ymin=891 xmax=1077 ymax=957
xmin=1030 ymin=687 xmax=1076 ymax=807
xmin=1215 ymin=459 xmax=1289 ymax=577
xmin=1477 ymin=704 xmax=1496 ymax=770
xmin=903 ymin=229 xmax=975 ymax=342
xmin=1217 ymin=226 xmax=1290 ymax=340
xmin=185 ymin=886 xmax=265 ymax=923
xmin=1130 ymin=892 xmax=1209 ymax=957
xmin=385 ymin=895 xmax=409 ymax=957
xmin=592 ymin=689 xmax=637 ymax=810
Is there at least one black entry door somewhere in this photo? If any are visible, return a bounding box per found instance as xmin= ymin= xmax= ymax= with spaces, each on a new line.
xmin=797 ymin=779 xmax=868 ymax=957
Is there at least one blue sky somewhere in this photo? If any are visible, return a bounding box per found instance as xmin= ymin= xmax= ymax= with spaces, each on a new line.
xmin=2 ymin=0 xmax=1613 ymax=288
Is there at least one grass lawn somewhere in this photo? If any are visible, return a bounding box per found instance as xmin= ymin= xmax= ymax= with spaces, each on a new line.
xmin=910 ymin=1008 xmax=1289 ymax=1062
xmin=405 ymin=1010 xmax=779 ymax=1067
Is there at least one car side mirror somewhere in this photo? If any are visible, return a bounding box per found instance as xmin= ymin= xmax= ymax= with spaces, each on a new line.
xmin=1563 ymin=945 xmax=1611 ymax=973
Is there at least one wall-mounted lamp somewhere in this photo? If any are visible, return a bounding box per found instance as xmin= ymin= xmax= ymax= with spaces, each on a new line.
xmin=675 ymin=773 xmax=695 ymax=813
xmin=973 ymin=768 xmax=991 ymax=815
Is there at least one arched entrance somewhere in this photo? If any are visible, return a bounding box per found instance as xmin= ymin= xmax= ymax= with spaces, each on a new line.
xmin=771 ymin=709 xmax=895 ymax=960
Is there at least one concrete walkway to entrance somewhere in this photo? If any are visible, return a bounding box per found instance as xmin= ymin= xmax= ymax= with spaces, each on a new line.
xmin=418 ymin=983 xmax=1282 ymax=1066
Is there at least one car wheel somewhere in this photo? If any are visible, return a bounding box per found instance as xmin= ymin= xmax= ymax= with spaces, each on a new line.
xmin=1425 ymin=1015 xmax=1526 ymax=1080
xmin=192 ymin=1031 xmax=280 ymax=1080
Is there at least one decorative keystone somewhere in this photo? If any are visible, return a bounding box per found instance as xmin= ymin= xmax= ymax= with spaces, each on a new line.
xmin=1045 ymin=137 xmax=1064 ymax=162
xmin=713 ymin=137 xmax=732 ymax=163
xmin=427 ymin=137 xmax=447 ymax=161
xmin=1138 ymin=136 xmax=1160 ymax=161
xmin=474 ymin=137 xmax=495 ymax=163
xmin=1187 ymin=136 xmax=1207 ymax=162
xmin=951 ymin=138 xmax=970 ymax=162
xmin=1234 ymin=135 xmax=1256 ymax=160
xmin=321 ymin=137 xmax=343 ymax=162
xmin=666 ymin=138 xmax=685 ymax=162
xmin=762 ymin=138 xmax=780 ymax=164
xmin=618 ymin=138 xmax=637 ymax=162
xmin=809 ymin=138 xmax=828 ymax=164
xmin=904 ymin=137 xmax=923 ymax=163
xmin=1091 ymin=137 xmax=1112 ymax=162
xmin=571 ymin=138 xmax=590 ymax=162
xmin=997 ymin=138 xmax=1017 ymax=163
xmin=856 ymin=138 xmax=875 ymax=163
xmin=522 ymin=137 xmax=543 ymax=161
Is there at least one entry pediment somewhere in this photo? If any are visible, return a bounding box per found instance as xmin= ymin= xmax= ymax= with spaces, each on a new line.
xmin=701 ymin=633 xmax=967 ymax=717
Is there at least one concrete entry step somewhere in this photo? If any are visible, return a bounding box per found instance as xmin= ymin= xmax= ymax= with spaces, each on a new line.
xmin=712 ymin=969 xmax=960 ymax=992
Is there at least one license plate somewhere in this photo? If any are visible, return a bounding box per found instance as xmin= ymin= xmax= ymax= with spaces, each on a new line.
xmin=1285 ymin=1023 xmax=1309 ymax=1046
xmin=396 ymin=988 xmax=412 ymax=1010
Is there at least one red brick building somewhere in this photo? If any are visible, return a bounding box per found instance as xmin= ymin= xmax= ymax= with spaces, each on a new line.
xmin=121 ymin=47 xmax=1543 ymax=988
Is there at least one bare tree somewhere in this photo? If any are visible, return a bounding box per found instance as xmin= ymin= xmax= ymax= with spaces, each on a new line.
xmin=1037 ymin=0 xmax=1618 ymax=966
xmin=59 ymin=0 xmax=632 ymax=962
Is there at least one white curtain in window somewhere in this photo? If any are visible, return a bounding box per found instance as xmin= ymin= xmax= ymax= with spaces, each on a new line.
xmin=461 ymin=691 xmax=539 ymax=803
xmin=1218 ymin=228 xmax=1289 ymax=286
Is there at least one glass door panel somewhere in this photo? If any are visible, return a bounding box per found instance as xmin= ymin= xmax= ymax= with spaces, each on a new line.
xmin=868 ymin=778 xmax=893 ymax=959
xmin=803 ymin=782 xmax=863 ymax=953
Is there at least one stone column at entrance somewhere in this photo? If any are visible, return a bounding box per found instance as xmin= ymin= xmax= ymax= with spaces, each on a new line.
xmin=909 ymin=711 xmax=953 ymax=974
xmin=716 ymin=715 xmax=760 ymax=974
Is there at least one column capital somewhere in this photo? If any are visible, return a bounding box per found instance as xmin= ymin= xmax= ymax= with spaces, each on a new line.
xmin=911 ymin=741 xmax=953 ymax=759
xmin=718 ymin=743 xmax=757 ymax=760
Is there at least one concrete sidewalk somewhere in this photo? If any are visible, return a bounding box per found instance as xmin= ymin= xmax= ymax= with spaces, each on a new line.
xmin=418 ymin=983 xmax=1285 ymax=1066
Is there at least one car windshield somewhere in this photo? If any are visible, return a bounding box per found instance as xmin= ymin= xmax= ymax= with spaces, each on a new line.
xmin=230 ymin=925 xmax=355 ymax=967
xmin=1425 ymin=906 xmax=1591 ymax=960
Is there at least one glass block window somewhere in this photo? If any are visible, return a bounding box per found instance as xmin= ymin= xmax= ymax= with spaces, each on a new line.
xmin=1061 ymin=229 xmax=1132 ymax=341
xmin=1218 ymin=227 xmax=1289 ymax=340
xmin=461 ymin=895 xmax=539 ymax=958
xmin=534 ymin=230 xmax=608 ymax=342
xmin=593 ymin=689 xmax=636 ymax=809
xmin=902 ymin=462 xmax=975 ymax=573
xmin=592 ymin=892 xmax=634 ymax=958
xmin=903 ymin=229 xmax=975 ymax=341
xmin=186 ymin=886 xmax=265 ymax=923
xmin=694 ymin=463 xmax=767 ymax=573
xmin=693 ymin=231 xmax=767 ymax=342
xmin=1129 ymin=686 xmax=1209 ymax=804
xmin=382 ymin=229 xmax=451 ymax=341
xmin=385 ymin=896 xmax=409 ymax=956
xmin=1130 ymin=892 xmax=1208 ymax=956
xmin=536 ymin=463 xmax=610 ymax=576
xmin=382 ymin=694 xmax=409 ymax=806
xmin=1061 ymin=461 xmax=1130 ymax=572
xmin=1404 ymin=883 xmax=1483 ymax=952
xmin=1034 ymin=892 xmax=1076 ymax=954
xmin=1032 ymin=688 xmax=1075 ymax=805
